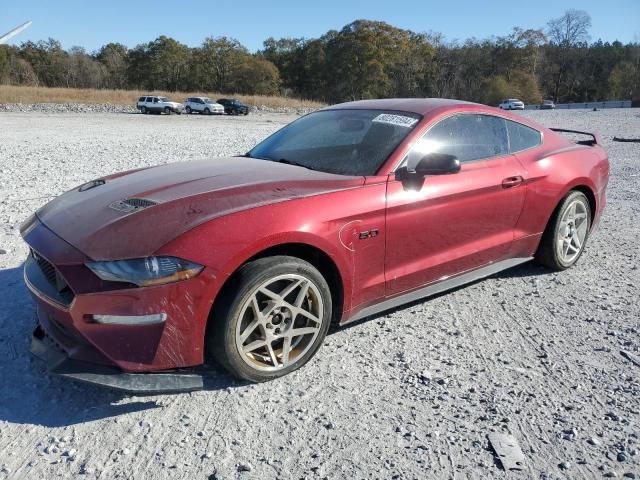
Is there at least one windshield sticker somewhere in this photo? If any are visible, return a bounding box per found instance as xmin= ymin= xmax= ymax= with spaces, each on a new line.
xmin=372 ymin=114 xmax=418 ymax=128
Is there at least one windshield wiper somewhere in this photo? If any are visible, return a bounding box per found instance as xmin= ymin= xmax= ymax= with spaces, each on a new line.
xmin=244 ymin=154 xmax=317 ymax=171
xmin=274 ymin=158 xmax=317 ymax=171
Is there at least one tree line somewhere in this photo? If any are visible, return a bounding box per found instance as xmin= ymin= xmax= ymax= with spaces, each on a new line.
xmin=0 ymin=9 xmax=637 ymax=105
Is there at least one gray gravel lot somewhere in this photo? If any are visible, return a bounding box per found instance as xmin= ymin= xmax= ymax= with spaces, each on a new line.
xmin=0 ymin=108 xmax=638 ymax=479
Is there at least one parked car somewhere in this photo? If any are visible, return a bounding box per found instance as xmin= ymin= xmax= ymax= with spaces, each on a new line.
xmin=217 ymin=98 xmax=249 ymax=115
xmin=136 ymin=96 xmax=183 ymax=114
xmin=540 ymin=99 xmax=556 ymax=110
xmin=22 ymin=98 xmax=609 ymax=391
xmin=184 ymin=97 xmax=224 ymax=115
xmin=498 ymin=98 xmax=525 ymax=110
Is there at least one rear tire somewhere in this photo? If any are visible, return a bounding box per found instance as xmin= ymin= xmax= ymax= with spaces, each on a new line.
xmin=207 ymin=256 xmax=332 ymax=382
xmin=185 ymin=106 xmax=192 ymax=114
xmin=140 ymin=106 xmax=147 ymax=114
xmin=535 ymin=191 xmax=591 ymax=270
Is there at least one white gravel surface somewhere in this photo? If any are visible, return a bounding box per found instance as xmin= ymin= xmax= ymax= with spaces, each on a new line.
xmin=0 ymin=109 xmax=639 ymax=480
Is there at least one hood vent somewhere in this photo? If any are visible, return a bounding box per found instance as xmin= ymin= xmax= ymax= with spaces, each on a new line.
xmin=78 ymin=179 xmax=106 ymax=192
xmin=109 ymin=198 xmax=158 ymax=213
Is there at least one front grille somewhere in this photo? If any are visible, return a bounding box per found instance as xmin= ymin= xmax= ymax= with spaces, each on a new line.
xmin=109 ymin=197 xmax=157 ymax=213
xmin=34 ymin=251 xmax=57 ymax=285
xmin=30 ymin=250 xmax=75 ymax=305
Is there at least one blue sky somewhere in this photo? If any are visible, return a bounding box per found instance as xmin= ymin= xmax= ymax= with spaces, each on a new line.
xmin=2 ymin=0 xmax=638 ymax=52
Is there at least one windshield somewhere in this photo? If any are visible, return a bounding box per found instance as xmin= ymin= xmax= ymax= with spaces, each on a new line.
xmin=205 ymin=99 xmax=216 ymax=104
xmin=248 ymin=109 xmax=421 ymax=176
xmin=159 ymin=97 xmax=170 ymax=102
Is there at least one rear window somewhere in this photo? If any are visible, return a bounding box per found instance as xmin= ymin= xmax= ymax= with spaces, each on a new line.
xmin=507 ymin=120 xmax=542 ymax=153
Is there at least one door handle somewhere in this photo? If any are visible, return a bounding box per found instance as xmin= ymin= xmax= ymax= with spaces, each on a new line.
xmin=502 ymin=176 xmax=524 ymax=188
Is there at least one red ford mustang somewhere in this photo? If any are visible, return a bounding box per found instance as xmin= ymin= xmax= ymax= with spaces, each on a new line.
xmin=22 ymin=99 xmax=609 ymax=391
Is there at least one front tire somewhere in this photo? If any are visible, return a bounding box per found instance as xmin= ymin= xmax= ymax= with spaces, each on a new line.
xmin=204 ymin=107 xmax=210 ymax=115
xmin=207 ymin=256 xmax=332 ymax=382
xmin=164 ymin=106 xmax=171 ymax=115
xmin=535 ymin=191 xmax=591 ymax=270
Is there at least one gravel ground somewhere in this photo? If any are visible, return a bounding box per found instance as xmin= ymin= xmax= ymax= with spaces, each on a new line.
xmin=0 ymin=109 xmax=638 ymax=480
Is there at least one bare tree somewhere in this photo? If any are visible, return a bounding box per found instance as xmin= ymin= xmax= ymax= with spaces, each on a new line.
xmin=547 ymin=9 xmax=591 ymax=101
xmin=547 ymin=9 xmax=591 ymax=47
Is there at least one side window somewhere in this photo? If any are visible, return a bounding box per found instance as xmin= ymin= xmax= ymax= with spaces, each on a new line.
xmin=506 ymin=120 xmax=541 ymax=153
xmin=407 ymin=114 xmax=509 ymax=167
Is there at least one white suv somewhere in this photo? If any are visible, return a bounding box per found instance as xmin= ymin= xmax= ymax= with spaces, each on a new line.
xmin=136 ymin=96 xmax=183 ymax=114
xmin=498 ymin=99 xmax=525 ymax=110
xmin=184 ymin=97 xmax=224 ymax=115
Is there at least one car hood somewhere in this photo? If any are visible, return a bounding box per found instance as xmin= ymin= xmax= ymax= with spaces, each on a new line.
xmin=36 ymin=157 xmax=364 ymax=260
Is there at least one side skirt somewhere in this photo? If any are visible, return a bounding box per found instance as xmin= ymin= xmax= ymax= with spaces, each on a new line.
xmin=345 ymin=257 xmax=533 ymax=324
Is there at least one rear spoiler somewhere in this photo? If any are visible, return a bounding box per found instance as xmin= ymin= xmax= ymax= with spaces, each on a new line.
xmin=550 ymin=128 xmax=601 ymax=146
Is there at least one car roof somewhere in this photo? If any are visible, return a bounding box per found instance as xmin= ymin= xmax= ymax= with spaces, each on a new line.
xmin=324 ymin=98 xmax=549 ymax=133
xmin=325 ymin=98 xmax=480 ymax=116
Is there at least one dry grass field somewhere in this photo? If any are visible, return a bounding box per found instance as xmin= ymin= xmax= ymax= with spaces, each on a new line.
xmin=0 ymin=85 xmax=326 ymax=110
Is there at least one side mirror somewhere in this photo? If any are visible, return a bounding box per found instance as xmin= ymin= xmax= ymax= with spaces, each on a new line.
xmin=414 ymin=153 xmax=460 ymax=176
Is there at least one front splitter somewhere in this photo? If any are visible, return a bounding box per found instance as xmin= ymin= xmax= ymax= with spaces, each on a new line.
xmin=30 ymin=326 xmax=204 ymax=394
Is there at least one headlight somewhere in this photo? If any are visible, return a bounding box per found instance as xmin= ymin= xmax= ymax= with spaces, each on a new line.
xmin=86 ymin=256 xmax=204 ymax=287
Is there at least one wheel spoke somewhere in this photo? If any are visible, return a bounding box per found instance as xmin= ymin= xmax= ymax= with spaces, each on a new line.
xmin=577 ymin=222 xmax=588 ymax=238
xmin=294 ymin=282 xmax=310 ymax=307
xmin=574 ymin=212 xmax=587 ymax=223
xmin=266 ymin=343 xmax=279 ymax=367
xmin=572 ymin=232 xmax=582 ymax=250
xmin=278 ymin=278 xmax=304 ymax=301
xmin=259 ymin=287 xmax=281 ymax=301
xmin=243 ymin=339 xmax=267 ymax=353
xmin=290 ymin=326 xmax=319 ymax=337
xmin=281 ymin=336 xmax=292 ymax=366
xmin=239 ymin=318 xmax=261 ymax=343
xmin=293 ymin=306 xmax=321 ymax=324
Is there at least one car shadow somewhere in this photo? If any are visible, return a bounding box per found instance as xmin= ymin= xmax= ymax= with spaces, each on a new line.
xmin=0 ymin=258 xmax=550 ymax=426
xmin=332 ymin=260 xmax=551 ymax=333
xmin=0 ymin=264 xmax=241 ymax=428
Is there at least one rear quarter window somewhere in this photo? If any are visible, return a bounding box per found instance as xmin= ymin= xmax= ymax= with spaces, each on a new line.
xmin=138 ymin=97 xmax=145 ymax=102
xmin=507 ymin=120 xmax=542 ymax=153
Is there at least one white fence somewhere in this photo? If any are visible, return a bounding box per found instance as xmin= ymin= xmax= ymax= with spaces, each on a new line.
xmin=526 ymin=100 xmax=632 ymax=110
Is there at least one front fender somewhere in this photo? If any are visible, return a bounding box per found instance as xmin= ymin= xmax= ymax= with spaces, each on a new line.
xmin=156 ymin=182 xmax=387 ymax=323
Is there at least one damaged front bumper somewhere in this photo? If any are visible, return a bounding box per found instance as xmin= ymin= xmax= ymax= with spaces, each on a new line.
xmin=30 ymin=324 xmax=204 ymax=393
